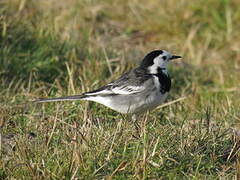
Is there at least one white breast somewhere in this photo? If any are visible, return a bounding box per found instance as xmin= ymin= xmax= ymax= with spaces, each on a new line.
xmin=143 ymin=76 xmax=168 ymax=110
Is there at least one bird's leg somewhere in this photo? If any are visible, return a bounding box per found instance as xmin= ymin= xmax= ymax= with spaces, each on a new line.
xmin=132 ymin=114 xmax=141 ymax=136
xmin=132 ymin=114 xmax=139 ymax=127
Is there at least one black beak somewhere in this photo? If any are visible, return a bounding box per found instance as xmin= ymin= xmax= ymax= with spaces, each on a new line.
xmin=170 ymin=55 xmax=182 ymax=60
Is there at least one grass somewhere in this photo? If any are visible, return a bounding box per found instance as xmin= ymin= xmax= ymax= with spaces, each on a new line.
xmin=1 ymin=0 xmax=240 ymax=179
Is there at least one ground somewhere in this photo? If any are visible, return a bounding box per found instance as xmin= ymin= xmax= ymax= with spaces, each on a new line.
xmin=0 ymin=0 xmax=240 ymax=179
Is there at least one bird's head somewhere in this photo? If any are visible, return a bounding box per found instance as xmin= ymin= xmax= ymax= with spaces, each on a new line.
xmin=140 ymin=50 xmax=181 ymax=74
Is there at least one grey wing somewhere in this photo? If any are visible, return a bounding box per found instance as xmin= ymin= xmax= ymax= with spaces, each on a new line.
xmin=85 ymin=69 xmax=151 ymax=96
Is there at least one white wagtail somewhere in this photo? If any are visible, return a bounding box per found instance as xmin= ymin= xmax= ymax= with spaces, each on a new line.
xmin=36 ymin=50 xmax=181 ymax=114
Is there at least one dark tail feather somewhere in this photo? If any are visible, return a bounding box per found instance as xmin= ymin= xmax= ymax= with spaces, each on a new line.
xmin=35 ymin=94 xmax=88 ymax=103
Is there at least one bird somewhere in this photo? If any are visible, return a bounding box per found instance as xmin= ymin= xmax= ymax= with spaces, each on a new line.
xmin=36 ymin=50 xmax=181 ymax=114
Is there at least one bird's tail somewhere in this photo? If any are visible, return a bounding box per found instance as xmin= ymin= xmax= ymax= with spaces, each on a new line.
xmin=35 ymin=94 xmax=88 ymax=103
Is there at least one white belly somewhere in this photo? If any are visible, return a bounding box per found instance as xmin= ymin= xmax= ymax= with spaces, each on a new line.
xmin=85 ymin=91 xmax=168 ymax=114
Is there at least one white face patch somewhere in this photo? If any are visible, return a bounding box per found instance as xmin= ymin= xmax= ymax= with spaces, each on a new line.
xmin=148 ymin=50 xmax=172 ymax=74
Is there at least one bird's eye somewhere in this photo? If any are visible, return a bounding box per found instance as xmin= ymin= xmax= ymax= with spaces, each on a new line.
xmin=162 ymin=56 xmax=167 ymax=61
